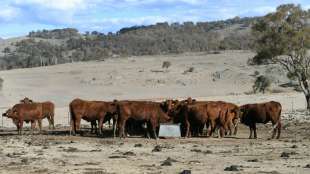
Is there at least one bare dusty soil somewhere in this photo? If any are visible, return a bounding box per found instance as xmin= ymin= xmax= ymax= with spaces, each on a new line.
xmin=0 ymin=120 xmax=309 ymax=174
xmin=0 ymin=51 xmax=310 ymax=173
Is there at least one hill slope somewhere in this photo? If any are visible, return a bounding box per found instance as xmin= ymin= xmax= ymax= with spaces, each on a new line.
xmin=0 ymin=17 xmax=258 ymax=70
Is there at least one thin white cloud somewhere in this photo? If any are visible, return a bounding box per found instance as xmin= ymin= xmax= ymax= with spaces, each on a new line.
xmin=14 ymin=0 xmax=87 ymax=10
xmin=0 ymin=4 xmax=20 ymax=21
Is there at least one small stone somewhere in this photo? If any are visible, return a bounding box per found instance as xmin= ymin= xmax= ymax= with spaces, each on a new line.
xmin=152 ymin=145 xmax=162 ymax=152
xmin=224 ymin=165 xmax=239 ymax=171
xmin=180 ymin=170 xmax=191 ymax=174
xmin=280 ymin=152 xmax=290 ymax=158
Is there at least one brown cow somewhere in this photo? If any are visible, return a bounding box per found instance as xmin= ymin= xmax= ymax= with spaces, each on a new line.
xmin=170 ymin=100 xmax=222 ymax=138
xmin=2 ymin=103 xmax=45 ymax=135
xmin=240 ymin=101 xmax=282 ymax=139
xmin=169 ymin=98 xmax=239 ymax=138
xmin=216 ymin=101 xmax=240 ymax=136
xmin=20 ymin=98 xmax=55 ymax=129
xmin=116 ymin=101 xmax=172 ymax=139
xmin=69 ymin=98 xmax=117 ymax=136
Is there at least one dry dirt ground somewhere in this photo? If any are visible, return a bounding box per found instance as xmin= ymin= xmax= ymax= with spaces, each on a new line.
xmin=0 ymin=121 xmax=309 ymax=174
xmin=0 ymin=51 xmax=309 ymax=173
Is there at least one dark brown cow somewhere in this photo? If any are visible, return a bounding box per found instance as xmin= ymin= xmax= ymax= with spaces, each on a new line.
xmin=20 ymin=98 xmax=55 ymax=129
xmin=116 ymin=101 xmax=172 ymax=139
xmin=240 ymin=101 xmax=282 ymax=139
xmin=69 ymin=98 xmax=117 ymax=136
xmin=2 ymin=103 xmax=45 ymax=135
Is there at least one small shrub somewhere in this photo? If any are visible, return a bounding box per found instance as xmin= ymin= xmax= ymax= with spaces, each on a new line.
xmin=254 ymin=71 xmax=260 ymax=76
xmin=0 ymin=77 xmax=3 ymax=90
xmin=162 ymin=61 xmax=171 ymax=69
xmin=253 ymin=75 xmax=271 ymax=94
xmin=248 ymin=51 xmax=273 ymax=65
xmin=183 ymin=67 xmax=194 ymax=74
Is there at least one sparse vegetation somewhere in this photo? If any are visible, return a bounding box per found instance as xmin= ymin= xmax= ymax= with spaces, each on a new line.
xmin=0 ymin=77 xmax=3 ymax=90
xmin=252 ymin=4 xmax=310 ymax=109
xmin=162 ymin=61 xmax=171 ymax=69
xmin=253 ymin=75 xmax=271 ymax=94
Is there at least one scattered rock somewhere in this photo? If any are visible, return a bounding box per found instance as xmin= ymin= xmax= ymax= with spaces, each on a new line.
xmin=291 ymin=145 xmax=298 ymax=148
xmin=90 ymin=149 xmax=102 ymax=152
xmin=247 ymin=159 xmax=259 ymax=162
xmin=204 ymin=150 xmax=213 ymax=154
xmin=134 ymin=143 xmax=143 ymax=147
xmin=161 ymin=157 xmax=178 ymax=166
xmin=280 ymin=152 xmax=290 ymax=158
xmin=190 ymin=149 xmax=202 ymax=153
xmin=63 ymin=147 xmax=79 ymax=152
xmin=109 ymin=155 xmax=126 ymax=159
xmin=152 ymin=145 xmax=162 ymax=152
xmin=180 ymin=170 xmax=191 ymax=174
xmin=304 ymin=164 xmax=310 ymax=168
xmin=21 ymin=158 xmax=29 ymax=164
xmin=123 ymin=151 xmax=136 ymax=156
xmin=224 ymin=165 xmax=240 ymax=171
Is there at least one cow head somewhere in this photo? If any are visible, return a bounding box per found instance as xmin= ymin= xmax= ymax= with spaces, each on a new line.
xmin=2 ymin=108 xmax=17 ymax=118
xmin=239 ymin=105 xmax=247 ymax=123
xmin=20 ymin=97 xmax=33 ymax=104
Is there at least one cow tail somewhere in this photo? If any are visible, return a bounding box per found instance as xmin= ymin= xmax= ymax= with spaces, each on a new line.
xmin=273 ymin=104 xmax=282 ymax=130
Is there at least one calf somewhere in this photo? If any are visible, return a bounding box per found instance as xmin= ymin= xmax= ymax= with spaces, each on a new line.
xmin=240 ymin=101 xmax=282 ymax=139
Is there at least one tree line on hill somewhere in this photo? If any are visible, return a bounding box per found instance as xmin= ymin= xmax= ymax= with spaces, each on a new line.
xmin=0 ymin=16 xmax=256 ymax=70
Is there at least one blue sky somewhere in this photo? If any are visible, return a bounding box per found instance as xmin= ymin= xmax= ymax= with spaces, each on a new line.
xmin=0 ymin=0 xmax=309 ymax=38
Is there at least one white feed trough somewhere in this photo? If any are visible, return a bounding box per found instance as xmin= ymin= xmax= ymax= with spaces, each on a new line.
xmin=159 ymin=123 xmax=181 ymax=138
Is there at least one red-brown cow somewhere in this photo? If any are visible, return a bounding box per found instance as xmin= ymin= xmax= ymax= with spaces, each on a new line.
xmin=2 ymin=103 xmax=45 ymax=135
xmin=240 ymin=101 xmax=282 ymax=139
xmin=20 ymin=98 xmax=55 ymax=129
xmin=116 ymin=101 xmax=172 ymax=139
xmin=69 ymin=98 xmax=117 ymax=136
xmin=216 ymin=101 xmax=240 ymax=136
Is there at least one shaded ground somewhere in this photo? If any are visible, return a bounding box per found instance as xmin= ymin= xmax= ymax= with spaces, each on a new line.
xmin=0 ymin=120 xmax=309 ymax=174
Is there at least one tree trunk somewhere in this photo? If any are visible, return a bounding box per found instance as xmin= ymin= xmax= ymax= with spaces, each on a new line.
xmin=306 ymin=94 xmax=310 ymax=110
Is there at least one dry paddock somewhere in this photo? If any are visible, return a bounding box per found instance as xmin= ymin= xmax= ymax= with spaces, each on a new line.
xmin=0 ymin=119 xmax=309 ymax=174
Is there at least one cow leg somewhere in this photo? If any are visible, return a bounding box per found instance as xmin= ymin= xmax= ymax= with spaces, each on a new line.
xmin=113 ymin=117 xmax=117 ymax=138
xmin=144 ymin=122 xmax=151 ymax=139
xmin=208 ymin=120 xmax=216 ymax=137
xmin=150 ymin=119 xmax=158 ymax=139
xmin=90 ymin=121 xmax=94 ymax=133
xmin=70 ymin=118 xmax=76 ymax=136
xmin=276 ymin=121 xmax=281 ymax=139
xmin=50 ymin=114 xmax=55 ymax=130
xmin=233 ymin=119 xmax=239 ymax=135
xmin=108 ymin=120 xmax=111 ymax=128
xmin=118 ymin=119 xmax=126 ymax=138
xmin=253 ymin=124 xmax=257 ymax=139
xmin=185 ymin=120 xmax=191 ymax=138
xmin=249 ymin=126 xmax=253 ymax=139
xmin=271 ymin=121 xmax=282 ymax=139
xmin=219 ymin=126 xmax=225 ymax=138
xmin=38 ymin=119 xmax=42 ymax=134
xmin=18 ymin=121 xmax=23 ymax=135
xmin=98 ymin=118 xmax=104 ymax=136
xmin=31 ymin=121 xmax=36 ymax=135
xmin=75 ymin=119 xmax=82 ymax=136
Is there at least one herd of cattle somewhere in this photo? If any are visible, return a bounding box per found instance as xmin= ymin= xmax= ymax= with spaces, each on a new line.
xmin=2 ymin=97 xmax=282 ymax=139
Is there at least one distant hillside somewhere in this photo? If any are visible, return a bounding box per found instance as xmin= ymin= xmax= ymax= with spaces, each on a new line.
xmin=0 ymin=16 xmax=259 ymax=70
